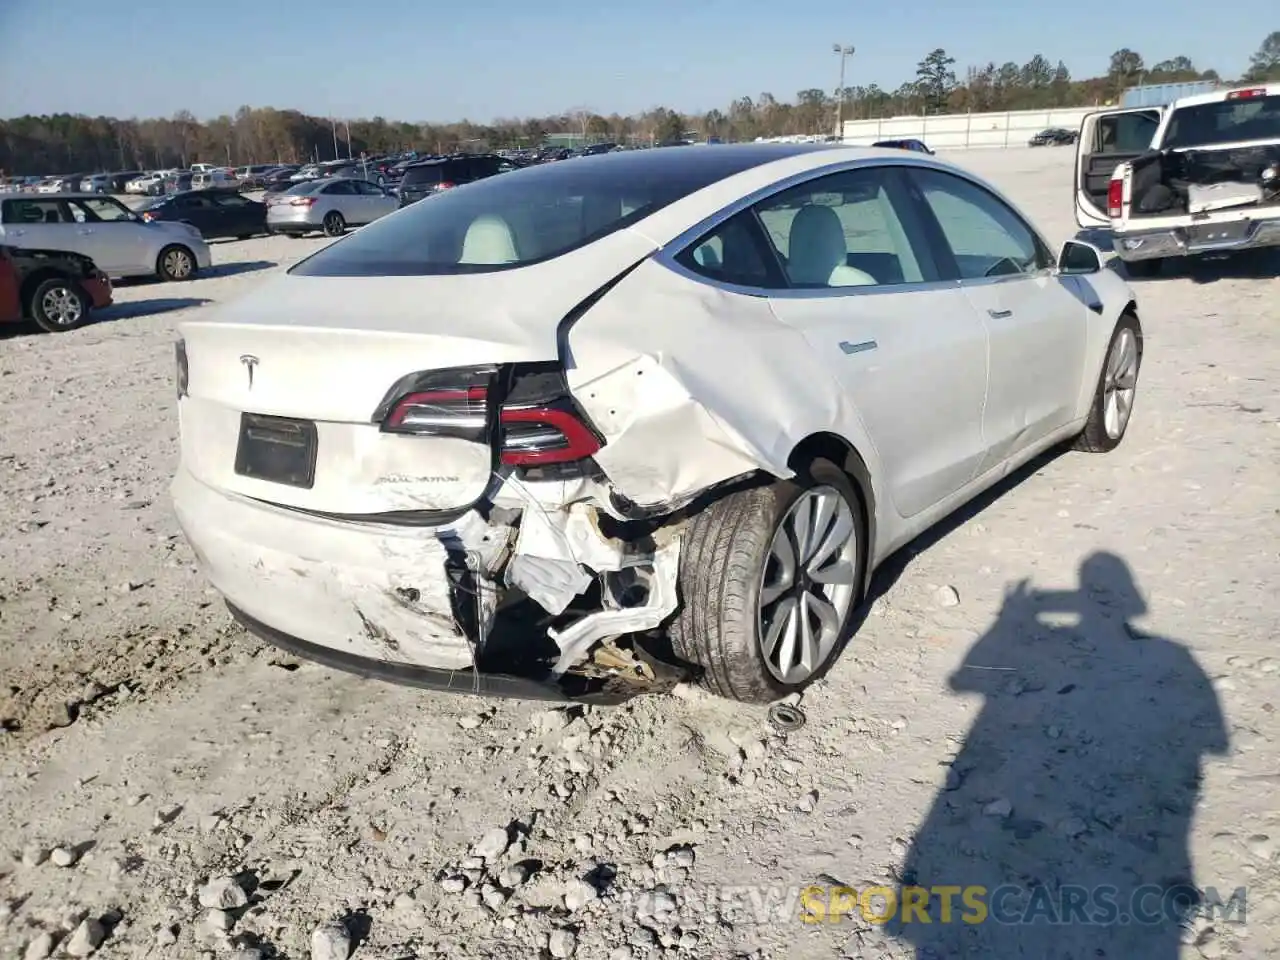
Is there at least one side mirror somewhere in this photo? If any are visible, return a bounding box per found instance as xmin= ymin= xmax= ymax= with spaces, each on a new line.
xmin=1057 ymin=240 xmax=1103 ymax=275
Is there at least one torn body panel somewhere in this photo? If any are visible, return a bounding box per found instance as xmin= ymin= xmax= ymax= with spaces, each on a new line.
xmin=562 ymin=256 xmax=886 ymax=549
xmin=173 ymin=459 xmax=684 ymax=683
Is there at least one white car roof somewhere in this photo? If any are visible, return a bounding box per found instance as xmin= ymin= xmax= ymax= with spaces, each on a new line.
xmin=1168 ymin=82 xmax=1280 ymax=109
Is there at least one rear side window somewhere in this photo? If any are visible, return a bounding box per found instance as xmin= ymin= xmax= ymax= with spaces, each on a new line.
xmin=675 ymin=210 xmax=779 ymax=288
xmin=2 ymin=199 xmax=71 ymax=224
xmin=284 ymin=181 xmax=324 ymax=195
xmin=291 ymin=152 xmax=766 ymax=277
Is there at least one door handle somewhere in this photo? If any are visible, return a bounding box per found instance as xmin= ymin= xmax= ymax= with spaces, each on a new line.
xmin=8 ymin=229 xmax=24 ymax=236
xmin=987 ymin=308 xmax=1013 ymax=319
xmin=76 ymin=228 xmax=94 ymax=235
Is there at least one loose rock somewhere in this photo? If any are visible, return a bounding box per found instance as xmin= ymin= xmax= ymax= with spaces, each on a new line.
xmin=309 ymin=921 xmax=351 ymax=960
xmin=473 ymin=826 xmax=511 ymax=861
xmin=934 ymin=585 xmax=961 ymax=607
xmin=198 ymin=876 xmax=249 ymax=909
xmin=548 ymin=928 xmax=578 ymax=958
xmin=983 ymin=798 xmax=1013 ymax=818
xmin=50 ymin=846 xmax=79 ymax=867
xmin=563 ymin=879 xmax=598 ymax=911
xmin=65 ymin=918 xmax=106 ymax=957
xmin=23 ymin=933 xmax=55 ymax=960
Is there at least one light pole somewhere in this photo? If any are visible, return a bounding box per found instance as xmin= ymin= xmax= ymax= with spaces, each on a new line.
xmin=833 ymin=44 xmax=854 ymax=140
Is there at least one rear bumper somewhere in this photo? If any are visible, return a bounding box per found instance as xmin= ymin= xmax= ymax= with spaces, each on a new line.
xmin=1112 ymin=217 xmax=1280 ymax=261
xmin=226 ymin=602 xmax=593 ymax=702
xmin=171 ymin=466 xmax=479 ymax=671
xmin=83 ymin=276 xmax=112 ymax=309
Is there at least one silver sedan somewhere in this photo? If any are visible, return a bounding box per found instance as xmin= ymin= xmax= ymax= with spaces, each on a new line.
xmin=266 ymin=178 xmax=398 ymax=237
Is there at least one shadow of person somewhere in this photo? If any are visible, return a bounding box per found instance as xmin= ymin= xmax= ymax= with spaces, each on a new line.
xmin=885 ymin=552 xmax=1229 ymax=959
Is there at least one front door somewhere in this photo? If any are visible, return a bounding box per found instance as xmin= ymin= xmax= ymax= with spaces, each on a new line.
xmin=0 ymin=198 xmax=85 ymax=258
xmin=744 ymin=166 xmax=990 ymax=520
xmin=903 ymin=166 xmax=1088 ymax=468
xmin=1074 ymin=107 xmax=1163 ymax=228
xmin=69 ymin=196 xmax=151 ymax=275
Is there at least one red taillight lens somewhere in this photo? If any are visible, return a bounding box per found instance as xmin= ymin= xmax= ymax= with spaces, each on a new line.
xmin=1107 ymin=178 xmax=1124 ymax=218
xmin=386 ymin=385 xmax=490 ymax=439
xmin=142 ymin=211 xmax=155 ymax=222
xmin=435 ymin=181 xmax=456 ymax=191
xmin=289 ymin=197 xmax=316 ymax=207
xmin=379 ymin=365 xmax=602 ymax=467
xmin=1226 ymin=88 xmax=1266 ymax=100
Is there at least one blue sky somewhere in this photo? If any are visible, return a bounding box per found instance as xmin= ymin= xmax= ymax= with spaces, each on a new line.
xmin=0 ymin=0 xmax=1272 ymax=122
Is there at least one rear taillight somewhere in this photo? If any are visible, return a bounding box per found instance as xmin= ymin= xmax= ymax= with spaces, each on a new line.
xmin=435 ymin=181 xmax=456 ymax=191
xmin=142 ymin=211 xmax=155 ymax=222
xmin=1107 ymin=178 xmax=1124 ymax=219
xmin=289 ymin=197 xmax=316 ymax=207
xmin=1226 ymin=87 xmax=1266 ymax=100
xmin=378 ymin=364 xmax=602 ymax=467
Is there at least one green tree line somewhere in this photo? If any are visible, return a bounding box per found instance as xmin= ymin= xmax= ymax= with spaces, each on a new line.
xmin=2 ymin=33 xmax=1277 ymax=176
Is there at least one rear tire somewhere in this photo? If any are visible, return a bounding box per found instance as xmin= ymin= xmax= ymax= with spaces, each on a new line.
xmin=28 ymin=277 xmax=90 ymax=333
xmin=322 ymin=211 xmax=345 ymax=237
xmin=669 ymin=458 xmax=866 ymax=703
xmin=1074 ymin=311 xmax=1143 ymax=453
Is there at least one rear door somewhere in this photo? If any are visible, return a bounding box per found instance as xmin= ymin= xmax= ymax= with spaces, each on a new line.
xmin=69 ymin=196 xmax=151 ymax=274
xmin=322 ymin=179 xmax=359 ymax=220
xmin=0 ymin=198 xmax=78 ymax=253
xmin=209 ymin=191 xmax=263 ymax=236
xmin=747 ymin=165 xmax=990 ymax=519
xmin=1074 ymin=107 xmax=1163 ymax=228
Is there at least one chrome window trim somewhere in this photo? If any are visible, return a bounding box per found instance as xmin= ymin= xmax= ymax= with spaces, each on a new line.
xmin=653 ymin=154 xmax=1055 ymax=300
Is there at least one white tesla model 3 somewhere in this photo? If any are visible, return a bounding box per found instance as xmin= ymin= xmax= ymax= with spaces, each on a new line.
xmin=171 ymin=144 xmax=1142 ymax=704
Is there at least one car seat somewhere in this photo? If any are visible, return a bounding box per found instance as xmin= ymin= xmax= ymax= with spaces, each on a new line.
xmin=459 ymin=214 xmax=520 ymax=265
xmin=785 ymin=204 xmax=876 ymax=287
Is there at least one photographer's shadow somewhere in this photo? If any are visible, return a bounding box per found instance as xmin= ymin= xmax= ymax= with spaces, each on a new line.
xmin=888 ymin=552 xmax=1229 ymax=958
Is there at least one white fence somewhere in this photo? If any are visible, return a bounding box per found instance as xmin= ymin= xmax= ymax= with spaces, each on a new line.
xmin=840 ymin=106 xmax=1096 ymax=150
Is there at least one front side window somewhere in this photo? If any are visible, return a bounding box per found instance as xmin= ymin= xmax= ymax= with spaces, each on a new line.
xmin=324 ymin=180 xmax=356 ymax=195
xmin=212 ymin=192 xmax=250 ymax=206
xmin=73 ymin=197 xmax=136 ymax=222
xmin=754 ymin=168 xmax=927 ymax=288
xmin=910 ymin=168 xmax=1049 ymax=280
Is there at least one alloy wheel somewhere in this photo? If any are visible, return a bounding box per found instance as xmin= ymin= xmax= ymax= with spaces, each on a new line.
xmin=40 ymin=286 xmax=83 ymax=327
xmin=1103 ymin=327 xmax=1139 ymax=439
xmin=758 ymin=486 xmax=859 ymax=685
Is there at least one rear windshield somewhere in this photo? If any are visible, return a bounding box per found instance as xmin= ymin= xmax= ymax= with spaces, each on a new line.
xmin=1163 ymin=94 xmax=1280 ymax=149
xmin=291 ymin=149 xmax=781 ymax=277
xmin=401 ymin=164 xmax=446 ymax=186
xmin=284 ymin=181 xmax=325 ymax=195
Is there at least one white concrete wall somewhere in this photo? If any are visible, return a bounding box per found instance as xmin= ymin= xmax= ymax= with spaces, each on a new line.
xmin=840 ymin=106 xmax=1097 ymax=149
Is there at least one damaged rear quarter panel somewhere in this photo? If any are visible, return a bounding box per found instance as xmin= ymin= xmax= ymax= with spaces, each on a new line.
xmin=563 ymin=256 xmax=882 ymax=510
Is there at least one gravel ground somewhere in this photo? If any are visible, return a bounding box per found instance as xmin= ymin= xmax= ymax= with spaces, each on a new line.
xmin=1 ymin=149 xmax=1277 ymax=960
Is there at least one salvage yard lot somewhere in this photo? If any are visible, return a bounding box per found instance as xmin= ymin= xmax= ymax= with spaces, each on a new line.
xmin=1 ymin=148 xmax=1277 ymax=959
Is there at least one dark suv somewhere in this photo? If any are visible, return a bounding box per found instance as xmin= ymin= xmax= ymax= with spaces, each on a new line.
xmin=396 ymin=154 xmax=513 ymax=206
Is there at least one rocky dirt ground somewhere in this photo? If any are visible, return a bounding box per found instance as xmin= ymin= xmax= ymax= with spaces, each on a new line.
xmin=1 ymin=149 xmax=1277 ymax=960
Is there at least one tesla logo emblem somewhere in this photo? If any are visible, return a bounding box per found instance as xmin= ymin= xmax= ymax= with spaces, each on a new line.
xmin=239 ymin=354 xmax=259 ymax=389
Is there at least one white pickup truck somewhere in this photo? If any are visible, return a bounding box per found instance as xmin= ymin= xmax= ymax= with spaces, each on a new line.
xmin=1074 ymin=83 xmax=1280 ymax=276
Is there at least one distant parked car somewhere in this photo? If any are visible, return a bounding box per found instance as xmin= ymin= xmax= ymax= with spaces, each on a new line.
xmin=0 ymin=194 xmax=211 ymax=281
xmin=872 ymin=139 xmax=934 ymax=154
xmin=266 ymin=178 xmax=399 ymax=237
xmin=0 ymin=243 xmax=112 ymax=332
xmin=127 ymin=172 xmax=166 ymax=194
xmin=233 ymin=164 xmax=277 ymax=186
xmin=193 ymin=169 xmax=240 ymax=190
xmin=1029 ymin=128 xmax=1078 ymax=146
xmin=396 ymin=155 xmax=515 ymax=206
xmin=140 ymin=188 xmax=268 ymax=240
xmin=160 ymin=172 xmax=195 ymax=196
xmin=261 ymin=167 xmax=302 ymax=193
